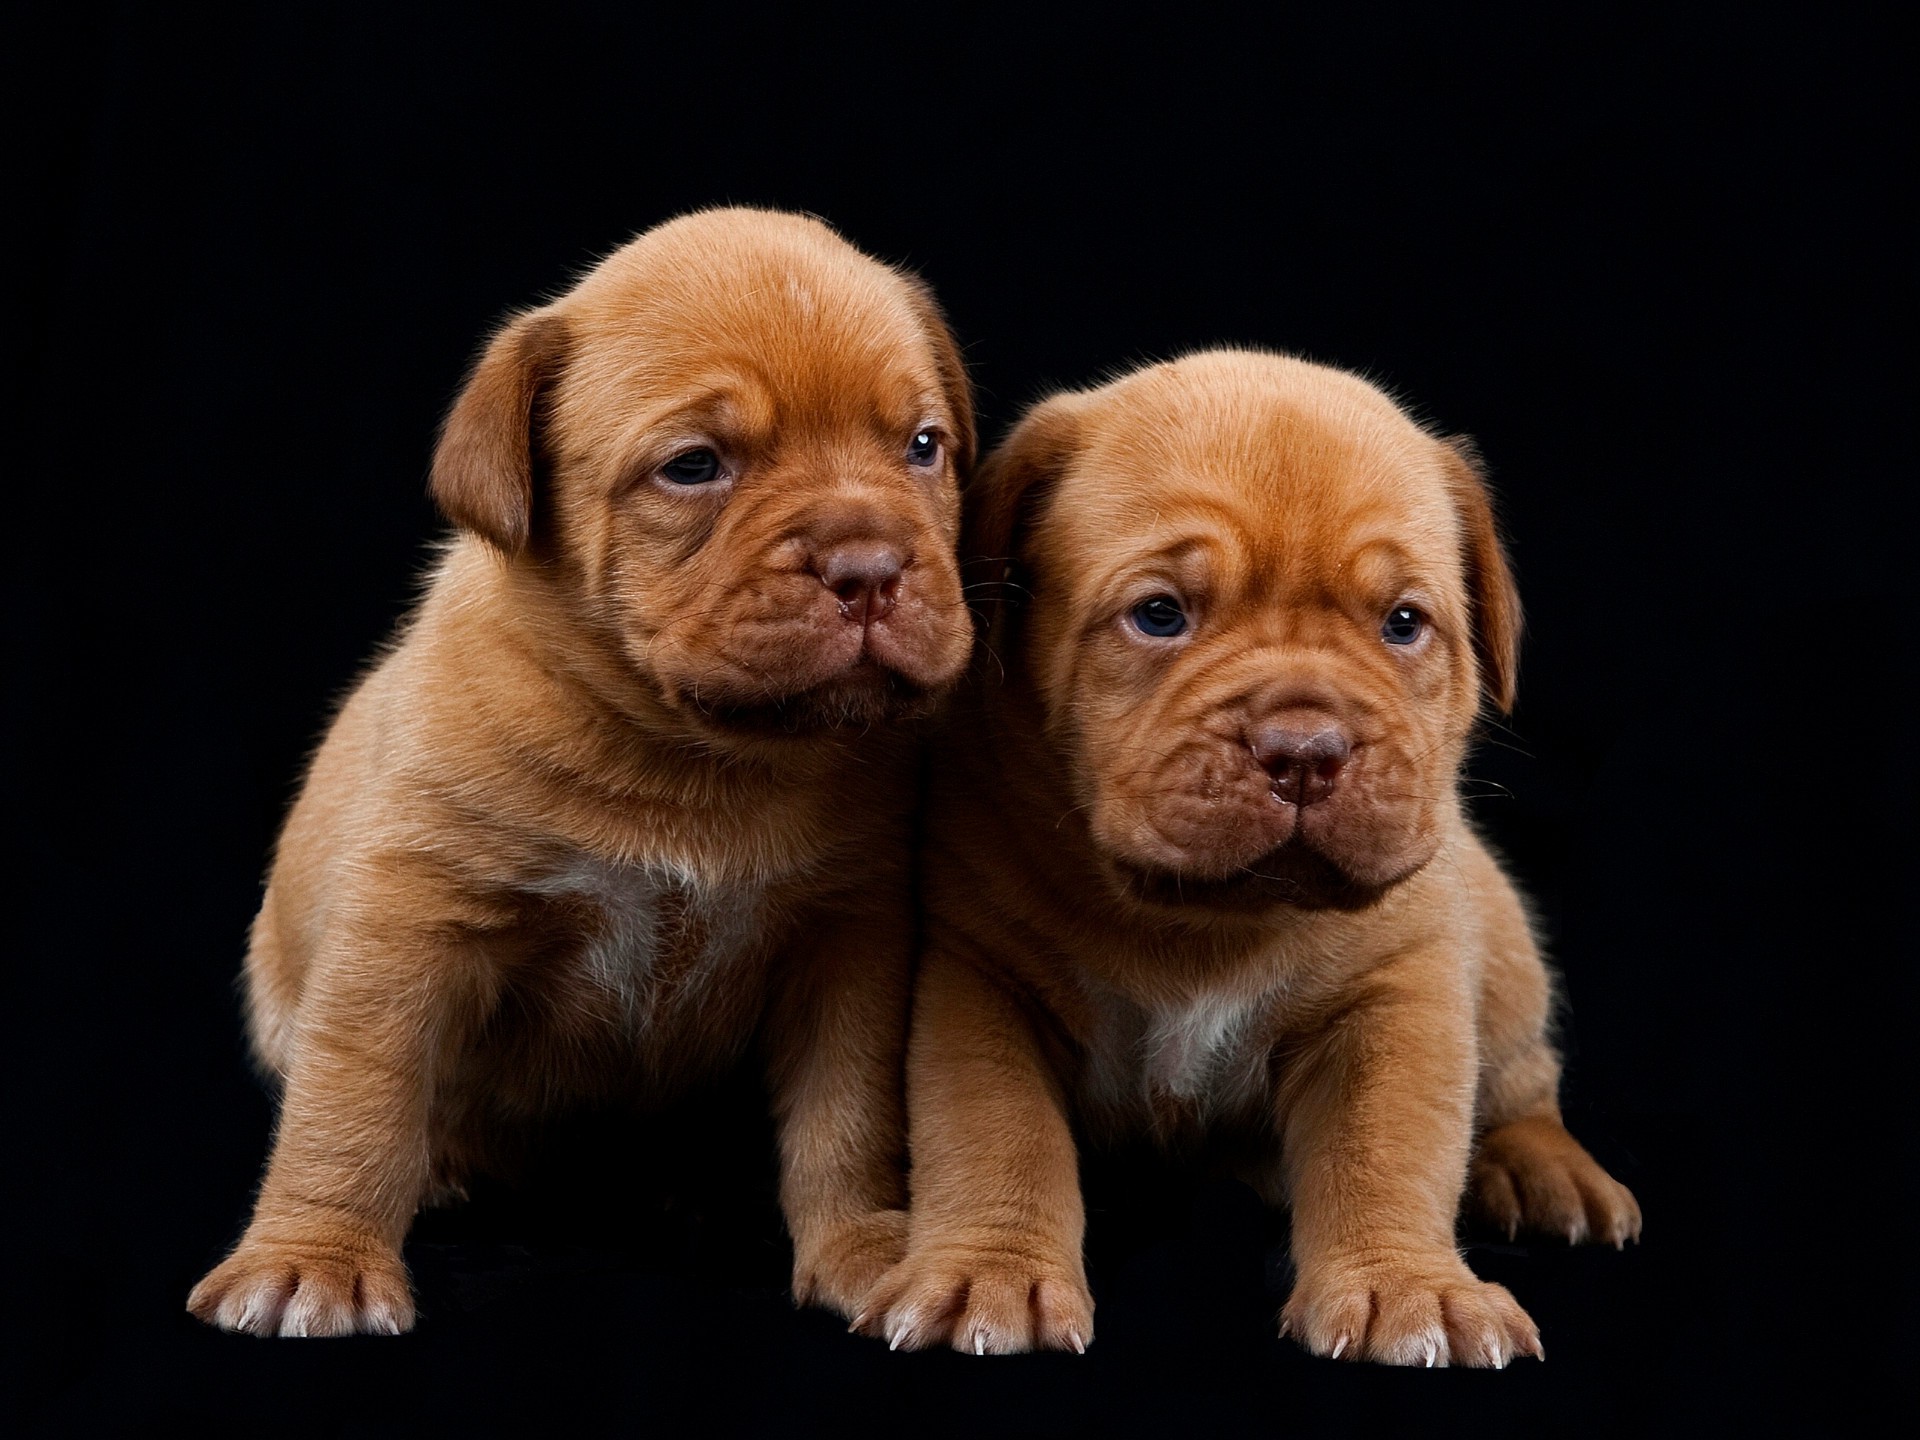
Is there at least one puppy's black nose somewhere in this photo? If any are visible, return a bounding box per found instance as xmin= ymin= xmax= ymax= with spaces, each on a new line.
xmin=1250 ymin=722 xmax=1351 ymax=806
xmin=815 ymin=541 xmax=906 ymax=624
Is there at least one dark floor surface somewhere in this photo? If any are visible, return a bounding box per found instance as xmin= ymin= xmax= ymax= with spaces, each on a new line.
xmin=17 ymin=1097 xmax=1881 ymax=1437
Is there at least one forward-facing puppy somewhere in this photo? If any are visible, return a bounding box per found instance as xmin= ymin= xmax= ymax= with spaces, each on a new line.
xmin=188 ymin=208 xmax=975 ymax=1336
xmin=866 ymin=349 xmax=1639 ymax=1364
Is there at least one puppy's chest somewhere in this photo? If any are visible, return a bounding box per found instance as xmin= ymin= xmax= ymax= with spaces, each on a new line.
xmin=523 ymin=854 xmax=772 ymax=1031
xmin=1076 ymin=982 xmax=1284 ymax=1145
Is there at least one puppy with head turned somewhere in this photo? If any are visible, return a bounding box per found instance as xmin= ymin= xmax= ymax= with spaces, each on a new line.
xmin=188 ymin=208 xmax=975 ymax=1336
xmin=865 ymin=350 xmax=1640 ymax=1364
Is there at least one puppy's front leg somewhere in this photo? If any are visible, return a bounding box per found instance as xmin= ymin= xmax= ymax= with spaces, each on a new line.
xmin=765 ymin=871 xmax=917 ymax=1322
xmin=862 ymin=950 xmax=1094 ymax=1355
xmin=1278 ymin=948 xmax=1541 ymax=1367
xmin=188 ymin=927 xmax=491 ymax=1336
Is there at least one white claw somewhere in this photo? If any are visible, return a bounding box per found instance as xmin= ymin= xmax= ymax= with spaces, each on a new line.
xmin=888 ymin=1330 xmax=902 ymax=1352
xmin=974 ymin=1332 xmax=985 ymax=1356
xmin=1069 ymin=1327 xmax=1087 ymax=1355
xmin=1424 ymin=1341 xmax=1436 ymax=1368
xmin=1331 ymin=1335 xmax=1348 ymax=1360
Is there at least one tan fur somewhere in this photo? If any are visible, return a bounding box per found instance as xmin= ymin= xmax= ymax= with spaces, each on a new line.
xmin=188 ymin=208 xmax=976 ymax=1336
xmin=863 ymin=350 xmax=1639 ymax=1364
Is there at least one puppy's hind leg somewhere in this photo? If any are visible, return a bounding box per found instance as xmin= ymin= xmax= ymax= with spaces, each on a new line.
xmin=1470 ymin=1111 xmax=1642 ymax=1249
xmin=1465 ymin=846 xmax=1641 ymax=1248
xmin=241 ymin=887 xmax=304 ymax=1081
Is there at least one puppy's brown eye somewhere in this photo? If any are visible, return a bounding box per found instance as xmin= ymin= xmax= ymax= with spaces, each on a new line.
xmin=906 ymin=430 xmax=940 ymax=467
xmin=660 ymin=448 xmax=723 ymax=485
xmin=1131 ymin=595 xmax=1188 ymax=638
xmin=1382 ymin=605 xmax=1425 ymax=645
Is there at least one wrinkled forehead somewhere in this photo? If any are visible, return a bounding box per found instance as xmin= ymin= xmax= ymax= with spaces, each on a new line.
xmin=558 ymin=228 xmax=944 ymax=431
xmin=1041 ymin=364 xmax=1460 ymax=590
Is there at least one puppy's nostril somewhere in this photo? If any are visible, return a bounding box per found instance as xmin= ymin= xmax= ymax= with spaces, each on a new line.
xmin=1250 ymin=724 xmax=1351 ymax=807
xmin=815 ymin=542 xmax=906 ymax=623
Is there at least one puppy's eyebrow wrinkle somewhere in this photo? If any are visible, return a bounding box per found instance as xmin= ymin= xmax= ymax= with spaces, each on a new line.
xmin=651 ymin=387 xmax=749 ymax=428
xmin=1092 ymin=533 xmax=1228 ymax=583
xmin=1345 ymin=535 xmax=1419 ymax=564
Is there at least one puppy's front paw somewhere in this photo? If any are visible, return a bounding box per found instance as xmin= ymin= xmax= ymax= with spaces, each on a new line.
xmin=187 ymin=1227 xmax=414 ymax=1337
xmin=1281 ymin=1254 xmax=1540 ymax=1367
xmin=791 ymin=1209 xmax=909 ymax=1320
xmin=1470 ymin=1116 xmax=1643 ymax=1248
xmin=859 ymin=1243 xmax=1093 ymax=1355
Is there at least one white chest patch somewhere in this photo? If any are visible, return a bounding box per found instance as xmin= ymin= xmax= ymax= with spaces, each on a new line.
xmin=524 ymin=855 xmax=767 ymax=1027
xmin=1079 ymin=982 xmax=1277 ymax=1141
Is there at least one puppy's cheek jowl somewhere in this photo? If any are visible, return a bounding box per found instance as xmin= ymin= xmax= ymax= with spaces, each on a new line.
xmin=863 ymin=587 xmax=971 ymax=693
xmin=1087 ymin=734 xmax=1291 ymax=878
xmin=1294 ymin=806 xmax=1409 ymax=892
xmin=651 ymin=583 xmax=851 ymax=702
xmin=1110 ymin=796 xmax=1284 ymax=878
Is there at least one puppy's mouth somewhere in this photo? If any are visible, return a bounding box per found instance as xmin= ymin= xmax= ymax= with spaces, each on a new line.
xmin=652 ymin=563 xmax=969 ymax=737
xmin=682 ymin=658 xmax=942 ymax=736
xmin=1109 ymin=839 xmax=1407 ymax=915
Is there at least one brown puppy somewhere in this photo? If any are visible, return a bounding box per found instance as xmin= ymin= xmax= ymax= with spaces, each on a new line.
xmin=187 ymin=208 xmax=975 ymax=1336
xmin=865 ymin=349 xmax=1639 ymax=1364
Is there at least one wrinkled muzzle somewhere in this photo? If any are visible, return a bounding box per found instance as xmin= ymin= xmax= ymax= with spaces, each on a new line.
xmin=1081 ymin=673 xmax=1445 ymax=911
xmin=645 ymin=491 xmax=969 ymax=733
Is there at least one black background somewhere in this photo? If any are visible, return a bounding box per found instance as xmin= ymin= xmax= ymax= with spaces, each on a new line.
xmin=11 ymin=4 xmax=1910 ymax=1435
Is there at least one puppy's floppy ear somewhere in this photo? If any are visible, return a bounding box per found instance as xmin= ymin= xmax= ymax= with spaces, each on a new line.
xmin=430 ymin=310 xmax=571 ymax=556
xmin=899 ymin=276 xmax=977 ymax=476
xmin=963 ymin=393 xmax=1087 ymax=616
xmin=1440 ymin=436 xmax=1523 ymax=714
